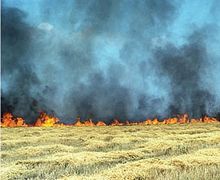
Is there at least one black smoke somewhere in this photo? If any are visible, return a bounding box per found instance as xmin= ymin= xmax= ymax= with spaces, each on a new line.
xmin=154 ymin=30 xmax=215 ymax=117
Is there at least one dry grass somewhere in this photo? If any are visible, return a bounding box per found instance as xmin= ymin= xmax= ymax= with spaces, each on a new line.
xmin=1 ymin=123 xmax=220 ymax=180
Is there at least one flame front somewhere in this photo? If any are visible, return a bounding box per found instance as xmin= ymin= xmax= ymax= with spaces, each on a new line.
xmin=0 ymin=112 xmax=219 ymax=127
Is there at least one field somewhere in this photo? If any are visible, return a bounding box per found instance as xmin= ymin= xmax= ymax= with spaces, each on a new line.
xmin=1 ymin=123 xmax=220 ymax=180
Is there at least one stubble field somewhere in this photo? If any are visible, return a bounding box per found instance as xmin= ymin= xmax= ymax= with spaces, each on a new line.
xmin=1 ymin=123 xmax=220 ymax=180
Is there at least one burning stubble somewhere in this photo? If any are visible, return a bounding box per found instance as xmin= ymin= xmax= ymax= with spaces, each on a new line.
xmin=1 ymin=112 xmax=218 ymax=127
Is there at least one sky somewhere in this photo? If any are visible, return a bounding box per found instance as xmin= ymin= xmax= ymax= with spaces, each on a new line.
xmin=1 ymin=0 xmax=220 ymax=123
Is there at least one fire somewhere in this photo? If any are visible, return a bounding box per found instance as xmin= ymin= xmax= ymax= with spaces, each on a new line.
xmin=203 ymin=116 xmax=217 ymax=123
xmin=191 ymin=118 xmax=200 ymax=123
xmin=152 ymin=118 xmax=159 ymax=125
xmin=178 ymin=114 xmax=189 ymax=124
xmin=1 ymin=113 xmax=13 ymax=127
xmin=166 ymin=117 xmax=178 ymax=124
xmin=144 ymin=119 xmax=152 ymax=125
xmin=111 ymin=119 xmax=123 ymax=126
xmin=1 ymin=113 xmax=27 ymax=127
xmin=74 ymin=117 xmax=85 ymax=126
xmin=84 ymin=119 xmax=95 ymax=126
xmin=0 ymin=112 xmax=219 ymax=127
xmin=34 ymin=112 xmax=59 ymax=127
xmin=96 ymin=121 xmax=106 ymax=126
xmin=16 ymin=118 xmax=27 ymax=127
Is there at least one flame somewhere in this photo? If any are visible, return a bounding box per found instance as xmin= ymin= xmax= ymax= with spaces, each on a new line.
xmin=166 ymin=117 xmax=178 ymax=124
xmin=96 ymin=121 xmax=106 ymax=126
xmin=1 ymin=113 xmax=13 ymax=127
xmin=129 ymin=122 xmax=140 ymax=126
xmin=152 ymin=118 xmax=159 ymax=125
xmin=1 ymin=112 xmax=219 ymax=127
xmin=16 ymin=118 xmax=27 ymax=127
xmin=203 ymin=116 xmax=217 ymax=123
xmin=1 ymin=113 xmax=27 ymax=127
xmin=144 ymin=119 xmax=152 ymax=125
xmin=111 ymin=119 xmax=123 ymax=126
xmin=74 ymin=117 xmax=85 ymax=127
xmin=191 ymin=118 xmax=199 ymax=123
xmin=84 ymin=119 xmax=95 ymax=126
xmin=178 ymin=114 xmax=189 ymax=124
xmin=34 ymin=112 xmax=59 ymax=127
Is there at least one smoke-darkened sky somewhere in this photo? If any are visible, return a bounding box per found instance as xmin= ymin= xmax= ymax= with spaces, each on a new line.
xmin=1 ymin=0 xmax=220 ymax=123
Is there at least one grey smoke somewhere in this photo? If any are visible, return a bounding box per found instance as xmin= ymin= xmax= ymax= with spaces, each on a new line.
xmin=1 ymin=0 xmax=220 ymax=123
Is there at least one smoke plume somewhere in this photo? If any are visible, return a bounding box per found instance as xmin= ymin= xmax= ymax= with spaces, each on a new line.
xmin=1 ymin=0 xmax=220 ymax=123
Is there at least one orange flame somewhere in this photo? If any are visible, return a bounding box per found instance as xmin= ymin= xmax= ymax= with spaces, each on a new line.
xmin=74 ymin=117 xmax=85 ymax=127
xmin=203 ymin=116 xmax=217 ymax=123
xmin=1 ymin=113 xmax=27 ymax=127
xmin=1 ymin=112 xmax=219 ymax=127
xmin=34 ymin=112 xmax=59 ymax=127
xmin=84 ymin=119 xmax=95 ymax=126
xmin=111 ymin=119 xmax=123 ymax=126
xmin=166 ymin=117 xmax=178 ymax=124
xmin=96 ymin=121 xmax=106 ymax=126
xmin=152 ymin=118 xmax=159 ymax=125
xmin=178 ymin=114 xmax=189 ymax=124
xmin=144 ymin=119 xmax=152 ymax=125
